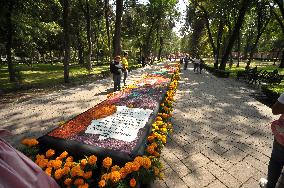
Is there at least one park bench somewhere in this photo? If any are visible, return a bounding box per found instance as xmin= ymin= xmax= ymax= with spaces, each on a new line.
xmin=237 ymin=67 xmax=283 ymax=86
xmin=257 ymin=70 xmax=283 ymax=85
xmin=236 ymin=67 xmax=257 ymax=81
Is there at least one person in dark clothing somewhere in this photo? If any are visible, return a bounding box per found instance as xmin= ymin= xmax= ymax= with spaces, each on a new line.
xmin=180 ymin=56 xmax=184 ymax=64
xmin=110 ymin=56 xmax=123 ymax=91
xmin=199 ymin=59 xmax=204 ymax=74
xmin=183 ymin=55 xmax=189 ymax=70
xmin=141 ymin=56 xmax=146 ymax=67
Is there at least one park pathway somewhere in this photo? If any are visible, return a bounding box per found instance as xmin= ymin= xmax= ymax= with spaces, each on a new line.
xmin=154 ymin=63 xmax=283 ymax=188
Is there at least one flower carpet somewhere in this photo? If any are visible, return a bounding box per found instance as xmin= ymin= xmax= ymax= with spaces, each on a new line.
xmin=21 ymin=62 xmax=180 ymax=187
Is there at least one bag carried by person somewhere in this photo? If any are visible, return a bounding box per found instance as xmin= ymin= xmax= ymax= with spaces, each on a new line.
xmin=271 ymin=114 xmax=284 ymax=146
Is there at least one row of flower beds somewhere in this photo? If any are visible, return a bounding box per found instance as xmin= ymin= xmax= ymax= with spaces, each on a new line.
xmin=21 ymin=62 xmax=180 ymax=187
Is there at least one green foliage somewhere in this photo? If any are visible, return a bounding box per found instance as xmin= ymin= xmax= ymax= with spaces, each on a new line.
xmin=20 ymin=145 xmax=40 ymax=161
xmin=181 ymin=0 xmax=283 ymax=69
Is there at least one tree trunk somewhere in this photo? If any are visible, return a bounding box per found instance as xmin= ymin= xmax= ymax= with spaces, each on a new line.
xmin=144 ymin=21 xmax=155 ymax=58
xmin=203 ymin=11 xmax=216 ymax=57
xmin=243 ymin=32 xmax=252 ymax=60
xmin=6 ymin=0 xmax=16 ymax=82
xmin=274 ymin=50 xmax=280 ymax=65
xmin=49 ymin=50 xmax=53 ymax=65
xmin=214 ymin=18 xmax=224 ymax=69
xmin=96 ymin=20 xmax=100 ymax=65
xmin=246 ymin=7 xmax=270 ymax=68
xmin=85 ymin=0 xmax=92 ymax=70
xmin=246 ymin=31 xmax=263 ymax=68
xmin=104 ymin=0 xmax=111 ymax=60
xmin=237 ymin=32 xmax=240 ymax=67
xmin=219 ymin=0 xmax=250 ymax=70
xmin=77 ymin=30 xmax=84 ymax=65
xmin=113 ymin=0 xmax=123 ymax=56
xmin=158 ymin=37 xmax=163 ymax=60
xmin=190 ymin=15 xmax=205 ymax=59
xmin=62 ymin=0 xmax=70 ymax=83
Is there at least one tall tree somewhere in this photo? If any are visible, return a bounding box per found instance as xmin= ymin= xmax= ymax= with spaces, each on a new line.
xmin=5 ymin=0 xmax=16 ymax=82
xmin=219 ymin=0 xmax=251 ymax=70
xmin=246 ymin=1 xmax=270 ymax=68
xmin=271 ymin=0 xmax=284 ymax=67
xmin=80 ymin=0 xmax=92 ymax=70
xmin=113 ymin=0 xmax=123 ymax=56
xmin=104 ymin=0 xmax=112 ymax=60
xmin=61 ymin=0 xmax=70 ymax=83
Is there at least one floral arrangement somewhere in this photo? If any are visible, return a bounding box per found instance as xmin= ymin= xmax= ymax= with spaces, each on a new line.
xmin=21 ymin=62 xmax=180 ymax=188
xmin=48 ymin=104 xmax=117 ymax=139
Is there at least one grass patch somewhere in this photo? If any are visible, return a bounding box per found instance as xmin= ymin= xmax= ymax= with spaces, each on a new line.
xmin=0 ymin=59 xmax=141 ymax=92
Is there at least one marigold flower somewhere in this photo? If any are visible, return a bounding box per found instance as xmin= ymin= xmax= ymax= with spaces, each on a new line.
xmin=142 ymin=157 xmax=151 ymax=169
xmin=78 ymin=183 xmax=89 ymax=188
xmin=46 ymin=149 xmax=55 ymax=158
xmin=159 ymin=172 xmax=165 ymax=180
xmin=36 ymin=154 xmax=45 ymax=160
xmin=160 ymin=128 xmax=167 ymax=133
xmin=111 ymin=165 xmax=120 ymax=172
xmin=71 ymin=165 xmax=83 ymax=177
xmin=45 ymin=167 xmax=52 ymax=176
xmin=80 ymin=159 xmax=87 ymax=167
xmin=131 ymin=161 xmax=140 ymax=172
xmin=124 ymin=162 xmax=133 ymax=174
xmin=52 ymin=160 xmax=62 ymax=169
xmin=21 ymin=138 xmax=39 ymax=147
xmin=146 ymin=145 xmax=155 ymax=154
xmin=74 ymin=178 xmax=84 ymax=186
xmin=38 ymin=158 xmax=49 ymax=169
xmin=64 ymin=161 xmax=73 ymax=168
xmin=154 ymin=166 xmax=160 ymax=176
xmin=54 ymin=169 xmax=64 ymax=180
xmin=98 ymin=180 xmax=106 ymax=187
xmin=83 ymin=171 xmax=92 ymax=179
xmin=88 ymin=155 xmax=97 ymax=165
xmin=62 ymin=167 xmax=70 ymax=175
xmin=156 ymin=116 xmax=162 ymax=121
xmin=130 ymin=178 xmax=136 ymax=187
xmin=64 ymin=178 xmax=72 ymax=186
xmin=147 ymin=135 xmax=155 ymax=142
xmin=101 ymin=173 xmax=109 ymax=181
xmin=59 ymin=151 xmax=68 ymax=159
xmin=102 ymin=157 xmax=112 ymax=169
xmin=119 ymin=168 xmax=127 ymax=179
xmin=153 ymin=151 xmax=160 ymax=157
xmin=66 ymin=156 xmax=74 ymax=162
xmin=110 ymin=171 xmax=121 ymax=183
xmin=152 ymin=142 xmax=158 ymax=148
xmin=134 ymin=156 xmax=144 ymax=165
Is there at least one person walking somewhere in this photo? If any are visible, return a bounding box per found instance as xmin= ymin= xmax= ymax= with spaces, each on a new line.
xmin=259 ymin=92 xmax=284 ymax=188
xmin=193 ymin=57 xmax=199 ymax=73
xmin=180 ymin=56 xmax=184 ymax=64
xmin=183 ymin=55 xmax=189 ymax=70
xmin=110 ymin=56 xmax=123 ymax=91
xmin=121 ymin=52 xmax=129 ymax=86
